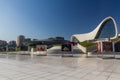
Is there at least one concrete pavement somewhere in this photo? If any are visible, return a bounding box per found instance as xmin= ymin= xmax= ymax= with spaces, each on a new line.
xmin=0 ymin=46 xmax=120 ymax=80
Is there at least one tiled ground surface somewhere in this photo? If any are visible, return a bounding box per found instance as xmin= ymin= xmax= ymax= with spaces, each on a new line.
xmin=0 ymin=46 xmax=120 ymax=80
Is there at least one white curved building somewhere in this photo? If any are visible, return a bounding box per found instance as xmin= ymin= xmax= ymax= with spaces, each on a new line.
xmin=71 ymin=16 xmax=118 ymax=42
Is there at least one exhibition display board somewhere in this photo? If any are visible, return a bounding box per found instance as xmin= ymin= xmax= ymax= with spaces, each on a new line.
xmin=97 ymin=41 xmax=115 ymax=58
xmin=31 ymin=45 xmax=47 ymax=56
xmin=61 ymin=44 xmax=73 ymax=57
xmin=98 ymin=41 xmax=114 ymax=52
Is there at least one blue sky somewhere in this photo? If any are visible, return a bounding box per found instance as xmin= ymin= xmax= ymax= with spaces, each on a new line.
xmin=0 ymin=0 xmax=120 ymax=41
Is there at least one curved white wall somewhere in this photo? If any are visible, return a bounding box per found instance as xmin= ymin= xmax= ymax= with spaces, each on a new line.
xmin=71 ymin=16 xmax=118 ymax=42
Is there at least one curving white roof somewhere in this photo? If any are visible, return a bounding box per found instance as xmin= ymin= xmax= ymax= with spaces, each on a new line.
xmin=71 ymin=16 xmax=118 ymax=42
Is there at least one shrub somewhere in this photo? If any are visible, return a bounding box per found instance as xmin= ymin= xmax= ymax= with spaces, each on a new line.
xmin=79 ymin=41 xmax=96 ymax=47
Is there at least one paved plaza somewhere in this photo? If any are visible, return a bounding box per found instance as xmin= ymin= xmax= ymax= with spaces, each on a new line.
xmin=0 ymin=46 xmax=120 ymax=80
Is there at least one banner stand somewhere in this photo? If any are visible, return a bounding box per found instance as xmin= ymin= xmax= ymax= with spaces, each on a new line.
xmin=97 ymin=41 xmax=115 ymax=59
xmin=31 ymin=45 xmax=47 ymax=56
xmin=61 ymin=44 xmax=73 ymax=57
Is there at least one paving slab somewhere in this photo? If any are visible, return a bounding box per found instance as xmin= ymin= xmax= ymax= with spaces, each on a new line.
xmin=0 ymin=46 xmax=120 ymax=80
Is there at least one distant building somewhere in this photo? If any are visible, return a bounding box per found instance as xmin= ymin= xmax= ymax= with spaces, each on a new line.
xmin=0 ymin=40 xmax=7 ymax=46
xmin=32 ymin=39 xmax=38 ymax=41
xmin=29 ymin=36 xmax=68 ymax=48
xmin=0 ymin=40 xmax=7 ymax=51
xmin=7 ymin=40 xmax=16 ymax=51
xmin=8 ymin=40 xmax=16 ymax=46
xmin=16 ymin=35 xmax=25 ymax=47
xmin=24 ymin=38 xmax=31 ymax=42
xmin=55 ymin=37 xmax=64 ymax=40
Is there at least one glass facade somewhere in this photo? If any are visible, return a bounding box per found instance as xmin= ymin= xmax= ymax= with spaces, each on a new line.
xmin=95 ymin=19 xmax=116 ymax=39
xmin=72 ymin=37 xmax=79 ymax=43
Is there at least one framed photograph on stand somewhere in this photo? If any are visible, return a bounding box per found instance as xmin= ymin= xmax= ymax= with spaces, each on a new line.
xmin=35 ymin=45 xmax=47 ymax=56
xmin=97 ymin=41 xmax=115 ymax=58
xmin=61 ymin=44 xmax=73 ymax=57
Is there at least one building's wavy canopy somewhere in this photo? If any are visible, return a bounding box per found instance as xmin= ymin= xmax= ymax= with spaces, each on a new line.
xmin=71 ymin=17 xmax=118 ymax=42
